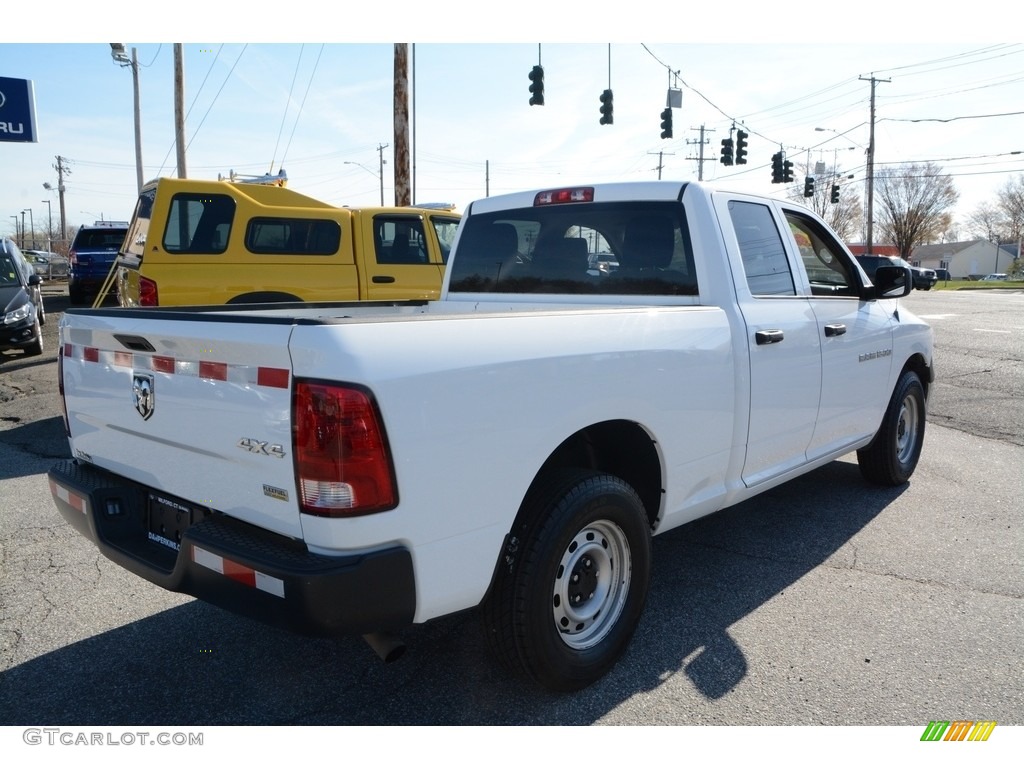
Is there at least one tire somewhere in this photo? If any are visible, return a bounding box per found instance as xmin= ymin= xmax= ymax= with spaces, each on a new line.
xmin=482 ymin=469 xmax=652 ymax=692
xmin=24 ymin=318 xmax=44 ymax=357
xmin=857 ymin=370 xmax=925 ymax=485
xmin=37 ymin=299 xmax=46 ymax=326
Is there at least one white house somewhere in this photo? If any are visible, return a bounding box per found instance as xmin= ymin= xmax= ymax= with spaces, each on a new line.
xmin=912 ymin=239 xmax=1019 ymax=279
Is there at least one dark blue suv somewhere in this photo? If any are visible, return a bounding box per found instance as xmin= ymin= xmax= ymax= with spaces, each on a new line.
xmin=68 ymin=221 xmax=128 ymax=305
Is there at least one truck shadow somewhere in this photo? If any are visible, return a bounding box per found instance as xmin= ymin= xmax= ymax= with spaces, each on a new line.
xmin=0 ymin=460 xmax=904 ymax=725
xmin=0 ymin=417 xmax=71 ymax=480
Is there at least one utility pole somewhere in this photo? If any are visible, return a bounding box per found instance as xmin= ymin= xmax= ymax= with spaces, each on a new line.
xmin=377 ymin=142 xmax=389 ymax=206
xmin=648 ymin=150 xmax=675 ymax=180
xmin=174 ymin=44 xmax=187 ymax=178
xmin=393 ymin=44 xmax=410 ymax=206
xmin=111 ymin=44 xmax=145 ymax=192
xmin=860 ymin=74 xmax=889 ymax=255
xmin=53 ymin=155 xmax=69 ymax=244
xmin=686 ymin=125 xmax=714 ymax=181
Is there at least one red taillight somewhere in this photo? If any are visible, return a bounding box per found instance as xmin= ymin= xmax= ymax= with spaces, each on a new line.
xmin=293 ymin=381 xmax=396 ymax=517
xmin=68 ymin=249 xmax=78 ymax=266
xmin=139 ymin=276 xmax=158 ymax=306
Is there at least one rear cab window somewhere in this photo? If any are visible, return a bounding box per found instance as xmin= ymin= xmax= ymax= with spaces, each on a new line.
xmin=246 ymin=218 xmax=341 ymax=255
xmin=448 ymin=201 xmax=697 ymax=296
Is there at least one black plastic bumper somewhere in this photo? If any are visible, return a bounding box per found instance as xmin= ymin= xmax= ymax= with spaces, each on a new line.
xmin=48 ymin=459 xmax=416 ymax=636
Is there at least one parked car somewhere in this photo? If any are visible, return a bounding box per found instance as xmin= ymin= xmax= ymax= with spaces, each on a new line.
xmin=0 ymin=237 xmax=45 ymax=358
xmin=981 ymin=273 xmax=1008 ymax=281
xmin=23 ymin=249 xmax=69 ymax=278
xmin=900 ymin=260 xmax=937 ymax=291
xmin=854 ymin=255 xmax=935 ymax=290
xmin=854 ymin=254 xmax=902 ymax=280
xmin=68 ymin=221 xmax=129 ymax=305
xmin=935 ymin=269 xmax=951 ymax=281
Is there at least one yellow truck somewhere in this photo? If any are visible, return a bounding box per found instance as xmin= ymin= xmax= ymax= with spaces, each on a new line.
xmin=115 ymin=177 xmax=460 ymax=307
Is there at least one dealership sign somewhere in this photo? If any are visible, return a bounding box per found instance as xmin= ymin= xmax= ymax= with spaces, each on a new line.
xmin=0 ymin=77 xmax=38 ymax=142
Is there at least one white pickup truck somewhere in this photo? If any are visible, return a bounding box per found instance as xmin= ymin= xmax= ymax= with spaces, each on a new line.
xmin=49 ymin=181 xmax=933 ymax=691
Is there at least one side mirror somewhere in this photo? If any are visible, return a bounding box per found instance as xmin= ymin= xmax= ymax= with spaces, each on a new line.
xmin=870 ymin=265 xmax=911 ymax=299
xmin=27 ymin=273 xmax=42 ymax=286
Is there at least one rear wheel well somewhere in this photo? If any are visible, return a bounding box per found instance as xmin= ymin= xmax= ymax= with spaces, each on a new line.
xmin=533 ymin=420 xmax=662 ymax=529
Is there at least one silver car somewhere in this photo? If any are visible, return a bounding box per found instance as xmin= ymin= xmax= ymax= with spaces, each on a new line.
xmin=23 ymin=249 xmax=69 ymax=278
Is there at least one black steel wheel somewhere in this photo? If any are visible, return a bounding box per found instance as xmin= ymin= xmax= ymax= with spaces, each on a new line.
xmin=482 ymin=469 xmax=652 ymax=691
xmin=858 ymin=369 xmax=926 ymax=485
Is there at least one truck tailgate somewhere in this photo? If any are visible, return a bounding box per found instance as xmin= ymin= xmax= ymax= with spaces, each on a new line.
xmin=60 ymin=312 xmax=301 ymax=539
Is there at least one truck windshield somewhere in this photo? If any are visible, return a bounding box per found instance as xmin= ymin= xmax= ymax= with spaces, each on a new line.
xmin=448 ymin=201 xmax=697 ymax=296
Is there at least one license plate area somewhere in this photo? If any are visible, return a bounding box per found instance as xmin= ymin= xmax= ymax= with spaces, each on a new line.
xmin=147 ymin=493 xmax=207 ymax=552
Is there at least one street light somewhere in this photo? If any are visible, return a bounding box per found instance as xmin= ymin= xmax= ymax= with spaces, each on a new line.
xmin=111 ymin=43 xmax=145 ymax=193
xmin=344 ymin=160 xmax=384 ymax=206
xmin=41 ymin=199 xmax=53 ymax=252
xmin=22 ymin=208 xmax=36 ymax=249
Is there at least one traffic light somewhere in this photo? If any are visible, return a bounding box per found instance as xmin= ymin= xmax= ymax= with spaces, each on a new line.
xmin=771 ymin=152 xmax=783 ymax=183
xmin=735 ymin=130 xmax=748 ymax=164
xmin=599 ymin=89 xmax=614 ymax=125
xmin=830 ymin=184 xmax=840 ymax=204
xmin=783 ymin=159 xmax=794 ymax=183
xmin=720 ymin=137 xmax=734 ymax=166
xmin=804 ymin=176 xmax=815 ymax=198
xmin=660 ymin=107 xmax=673 ymax=139
xmin=528 ymin=65 xmax=544 ymax=106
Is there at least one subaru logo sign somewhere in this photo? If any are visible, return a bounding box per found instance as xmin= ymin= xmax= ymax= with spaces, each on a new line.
xmin=133 ymin=374 xmax=155 ymax=420
xmin=0 ymin=77 xmax=39 ymax=143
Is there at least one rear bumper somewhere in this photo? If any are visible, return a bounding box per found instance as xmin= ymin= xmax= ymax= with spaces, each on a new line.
xmin=48 ymin=459 xmax=416 ymax=636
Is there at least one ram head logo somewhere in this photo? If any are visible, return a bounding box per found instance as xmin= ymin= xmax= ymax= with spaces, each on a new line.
xmin=132 ymin=374 xmax=155 ymax=420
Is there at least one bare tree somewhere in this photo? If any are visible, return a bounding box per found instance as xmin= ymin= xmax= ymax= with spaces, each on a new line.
xmin=966 ymin=202 xmax=1007 ymax=242
xmin=874 ymin=162 xmax=958 ymax=259
xmin=786 ymin=162 xmax=863 ymax=241
xmin=995 ymin=173 xmax=1024 ymax=245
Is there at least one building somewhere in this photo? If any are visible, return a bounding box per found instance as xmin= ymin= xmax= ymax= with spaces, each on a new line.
xmin=911 ymin=240 xmax=1019 ymax=279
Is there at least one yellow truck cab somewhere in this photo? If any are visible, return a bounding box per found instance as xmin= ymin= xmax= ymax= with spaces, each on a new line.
xmin=116 ymin=177 xmax=461 ymax=307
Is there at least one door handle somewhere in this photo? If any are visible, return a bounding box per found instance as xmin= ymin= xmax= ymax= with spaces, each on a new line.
xmin=824 ymin=323 xmax=847 ymax=337
xmin=755 ymin=329 xmax=785 ymax=345
xmin=372 ymin=275 xmax=396 ymax=284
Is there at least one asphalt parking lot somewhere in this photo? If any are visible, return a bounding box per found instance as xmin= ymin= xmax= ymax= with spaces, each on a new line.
xmin=0 ymin=287 xmax=1021 ymax=735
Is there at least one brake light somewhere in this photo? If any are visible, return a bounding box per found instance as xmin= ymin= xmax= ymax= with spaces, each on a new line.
xmin=293 ymin=381 xmax=396 ymax=517
xmin=139 ymin=276 xmax=159 ymax=306
xmin=534 ymin=187 xmax=594 ymax=206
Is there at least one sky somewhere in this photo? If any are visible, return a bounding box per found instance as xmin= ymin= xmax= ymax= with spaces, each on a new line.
xmin=1 ymin=3 xmax=1022 ymax=248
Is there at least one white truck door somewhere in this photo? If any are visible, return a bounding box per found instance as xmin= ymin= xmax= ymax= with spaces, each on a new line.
xmin=779 ymin=207 xmax=895 ymax=459
xmin=720 ymin=197 xmax=824 ymax=487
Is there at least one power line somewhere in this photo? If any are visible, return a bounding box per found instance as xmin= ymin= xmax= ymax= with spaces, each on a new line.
xmin=885 ymin=110 xmax=1024 ymax=124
